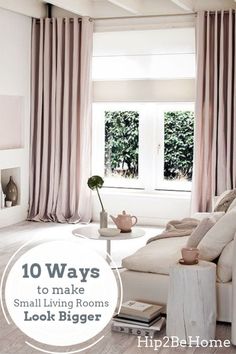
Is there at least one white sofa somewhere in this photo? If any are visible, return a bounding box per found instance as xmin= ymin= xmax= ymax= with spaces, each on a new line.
xmin=120 ymin=202 xmax=236 ymax=344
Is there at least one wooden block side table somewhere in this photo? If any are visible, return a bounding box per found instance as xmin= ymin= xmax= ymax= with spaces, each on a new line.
xmin=167 ymin=260 xmax=217 ymax=343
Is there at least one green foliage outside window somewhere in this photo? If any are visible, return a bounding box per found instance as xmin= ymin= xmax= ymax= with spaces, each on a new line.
xmin=164 ymin=111 xmax=194 ymax=180
xmin=105 ymin=111 xmax=139 ymax=178
xmin=104 ymin=110 xmax=194 ymax=181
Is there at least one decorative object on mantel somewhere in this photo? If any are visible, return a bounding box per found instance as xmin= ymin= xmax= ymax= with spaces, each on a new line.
xmin=87 ymin=175 xmax=107 ymax=228
xmin=110 ymin=210 xmax=137 ymax=233
xmin=5 ymin=176 xmax=18 ymax=206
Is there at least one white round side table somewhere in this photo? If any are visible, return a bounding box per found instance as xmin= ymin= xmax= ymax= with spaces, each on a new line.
xmin=167 ymin=260 xmax=217 ymax=344
xmin=72 ymin=226 xmax=145 ymax=264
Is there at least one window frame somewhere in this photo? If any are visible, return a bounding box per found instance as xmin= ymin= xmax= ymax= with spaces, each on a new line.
xmin=92 ymin=101 xmax=194 ymax=192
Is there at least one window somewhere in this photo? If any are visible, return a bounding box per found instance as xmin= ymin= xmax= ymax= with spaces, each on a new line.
xmin=92 ymin=102 xmax=194 ymax=191
xmin=92 ymin=27 xmax=195 ymax=192
xmin=92 ymin=103 xmax=143 ymax=189
xmin=164 ymin=110 xmax=194 ymax=186
xmin=105 ymin=110 xmax=139 ymax=182
xmin=155 ymin=103 xmax=194 ymax=191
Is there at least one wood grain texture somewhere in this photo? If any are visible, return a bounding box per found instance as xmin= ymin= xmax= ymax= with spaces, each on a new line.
xmin=167 ymin=261 xmax=217 ymax=342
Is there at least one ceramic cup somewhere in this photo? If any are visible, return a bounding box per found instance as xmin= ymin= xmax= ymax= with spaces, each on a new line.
xmin=181 ymin=247 xmax=199 ymax=264
xmin=6 ymin=200 xmax=12 ymax=208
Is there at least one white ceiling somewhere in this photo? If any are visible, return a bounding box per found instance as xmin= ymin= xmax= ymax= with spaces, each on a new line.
xmin=0 ymin=0 xmax=235 ymax=19
xmin=42 ymin=0 xmax=236 ymax=18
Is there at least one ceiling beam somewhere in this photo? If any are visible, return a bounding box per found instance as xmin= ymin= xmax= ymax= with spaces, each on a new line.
xmin=107 ymin=0 xmax=142 ymax=14
xmin=0 ymin=0 xmax=46 ymax=18
xmin=43 ymin=0 xmax=93 ymax=16
xmin=170 ymin=0 xmax=194 ymax=12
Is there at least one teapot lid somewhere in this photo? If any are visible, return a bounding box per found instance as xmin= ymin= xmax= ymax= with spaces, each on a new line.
xmin=118 ymin=210 xmax=130 ymax=217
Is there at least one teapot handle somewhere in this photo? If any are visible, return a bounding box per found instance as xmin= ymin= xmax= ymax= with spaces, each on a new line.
xmin=131 ymin=216 xmax=137 ymax=226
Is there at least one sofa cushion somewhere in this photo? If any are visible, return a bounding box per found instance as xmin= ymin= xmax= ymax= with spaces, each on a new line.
xmin=192 ymin=212 xmax=225 ymax=221
xmin=198 ymin=209 xmax=236 ymax=261
xmin=214 ymin=189 xmax=236 ymax=212
xmin=217 ymin=240 xmax=234 ymax=283
xmin=122 ymin=237 xmax=188 ymax=275
xmin=186 ymin=217 xmax=216 ymax=248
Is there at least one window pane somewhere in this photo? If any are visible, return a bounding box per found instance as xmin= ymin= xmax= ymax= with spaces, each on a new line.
xmin=164 ymin=110 xmax=194 ymax=189
xmin=105 ymin=111 xmax=139 ymax=183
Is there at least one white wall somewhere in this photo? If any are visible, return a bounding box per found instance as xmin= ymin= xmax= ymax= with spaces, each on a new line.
xmin=0 ymin=8 xmax=31 ymax=228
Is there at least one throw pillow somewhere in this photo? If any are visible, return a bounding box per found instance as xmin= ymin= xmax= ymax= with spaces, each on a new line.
xmin=186 ymin=217 xmax=216 ymax=248
xmin=217 ymin=240 xmax=234 ymax=283
xmin=228 ymin=197 xmax=236 ymax=212
xmin=214 ymin=189 xmax=236 ymax=212
xmin=198 ymin=209 xmax=236 ymax=261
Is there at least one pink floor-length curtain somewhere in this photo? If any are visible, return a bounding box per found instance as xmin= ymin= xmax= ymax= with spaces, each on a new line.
xmin=28 ymin=17 xmax=93 ymax=223
xmin=192 ymin=10 xmax=236 ymax=212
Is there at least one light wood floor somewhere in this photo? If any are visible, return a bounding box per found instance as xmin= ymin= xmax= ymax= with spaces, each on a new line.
xmin=0 ymin=221 xmax=236 ymax=354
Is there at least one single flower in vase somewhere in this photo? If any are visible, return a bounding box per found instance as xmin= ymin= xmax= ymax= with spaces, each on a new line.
xmin=87 ymin=175 xmax=107 ymax=228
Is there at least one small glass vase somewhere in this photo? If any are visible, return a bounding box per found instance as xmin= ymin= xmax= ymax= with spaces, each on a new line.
xmin=100 ymin=211 xmax=108 ymax=229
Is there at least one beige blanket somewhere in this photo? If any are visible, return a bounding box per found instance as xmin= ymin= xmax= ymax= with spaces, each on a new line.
xmin=147 ymin=218 xmax=200 ymax=244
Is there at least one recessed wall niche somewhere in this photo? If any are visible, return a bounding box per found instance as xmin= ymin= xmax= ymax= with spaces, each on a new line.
xmin=0 ymin=95 xmax=24 ymax=150
xmin=1 ymin=167 xmax=21 ymax=207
